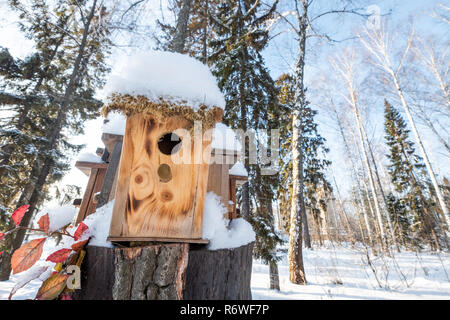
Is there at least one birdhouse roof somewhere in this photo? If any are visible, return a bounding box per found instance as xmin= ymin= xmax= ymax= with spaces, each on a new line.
xmin=101 ymin=51 xmax=225 ymax=128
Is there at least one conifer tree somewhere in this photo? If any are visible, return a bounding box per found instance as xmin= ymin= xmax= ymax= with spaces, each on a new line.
xmin=0 ymin=0 xmax=112 ymax=280
xmin=276 ymin=74 xmax=331 ymax=248
xmin=155 ymin=0 xmax=221 ymax=63
xmin=209 ymin=0 xmax=282 ymax=285
xmin=384 ymin=100 xmax=444 ymax=250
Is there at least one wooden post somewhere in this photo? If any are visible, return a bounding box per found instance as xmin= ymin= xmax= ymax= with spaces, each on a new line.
xmin=75 ymin=162 xmax=108 ymax=224
xmin=97 ymin=140 xmax=122 ymax=209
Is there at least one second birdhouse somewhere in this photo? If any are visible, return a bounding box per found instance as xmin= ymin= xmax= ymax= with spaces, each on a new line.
xmin=105 ymin=51 xmax=225 ymax=243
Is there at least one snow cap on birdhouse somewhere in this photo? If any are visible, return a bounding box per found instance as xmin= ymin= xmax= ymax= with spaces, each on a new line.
xmin=102 ymin=50 xmax=225 ymax=129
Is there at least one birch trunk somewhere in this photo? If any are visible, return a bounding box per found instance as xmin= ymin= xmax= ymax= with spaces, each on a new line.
xmin=288 ymin=0 xmax=308 ymax=285
xmin=331 ymin=107 xmax=376 ymax=251
xmin=361 ymin=123 xmax=400 ymax=252
xmin=359 ymin=27 xmax=449 ymax=228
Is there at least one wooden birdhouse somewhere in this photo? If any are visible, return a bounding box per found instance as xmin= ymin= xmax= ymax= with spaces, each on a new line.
xmin=105 ymin=98 xmax=223 ymax=243
xmin=103 ymin=51 xmax=226 ymax=243
xmin=207 ymin=133 xmax=248 ymax=220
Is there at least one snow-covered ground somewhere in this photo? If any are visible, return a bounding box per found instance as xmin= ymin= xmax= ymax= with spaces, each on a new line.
xmin=252 ymin=243 xmax=450 ymax=300
xmin=1 ymin=242 xmax=448 ymax=300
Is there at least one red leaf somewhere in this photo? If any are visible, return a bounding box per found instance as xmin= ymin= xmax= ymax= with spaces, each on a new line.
xmin=71 ymin=240 xmax=88 ymax=252
xmin=37 ymin=213 xmax=50 ymax=233
xmin=46 ymin=248 xmax=72 ymax=263
xmin=61 ymin=293 xmax=72 ymax=300
xmin=0 ymin=233 xmax=5 ymax=241
xmin=74 ymin=222 xmax=88 ymax=241
xmin=12 ymin=205 xmax=30 ymax=226
xmin=11 ymin=238 xmax=46 ymax=274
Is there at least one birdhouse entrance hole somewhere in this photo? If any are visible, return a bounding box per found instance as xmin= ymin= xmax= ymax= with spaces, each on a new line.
xmin=158 ymin=132 xmax=182 ymax=155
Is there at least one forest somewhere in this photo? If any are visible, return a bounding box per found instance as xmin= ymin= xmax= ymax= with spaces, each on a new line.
xmin=0 ymin=0 xmax=449 ymax=300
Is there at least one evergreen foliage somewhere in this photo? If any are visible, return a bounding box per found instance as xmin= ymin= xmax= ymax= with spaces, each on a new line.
xmin=276 ymin=74 xmax=331 ymax=240
xmin=384 ymin=100 xmax=443 ymax=250
xmin=209 ymin=0 xmax=282 ymax=264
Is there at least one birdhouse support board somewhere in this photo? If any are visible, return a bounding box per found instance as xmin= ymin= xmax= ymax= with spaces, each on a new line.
xmin=108 ymin=113 xmax=212 ymax=242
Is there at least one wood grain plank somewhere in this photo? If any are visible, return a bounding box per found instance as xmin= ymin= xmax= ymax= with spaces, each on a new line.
xmin=109 ymin=115 xmax=136 ymax=238
xmin=97 ymin=141 xmax=122 ymax=208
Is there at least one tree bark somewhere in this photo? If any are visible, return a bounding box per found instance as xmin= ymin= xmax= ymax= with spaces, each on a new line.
xmin=288 ymin=0 xmax=308 ymax=285
xmin=72 ymin=242 xmax=254 ymax=300
xmin=172 ymin=0 xmax=192 ymax=53
xmin=269 ymin=260 xmax=280 ymax=291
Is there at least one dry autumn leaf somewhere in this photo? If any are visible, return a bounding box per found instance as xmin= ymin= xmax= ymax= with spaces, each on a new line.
xmin=35 ymin=273 xmax=69 ymax=300
xmin=74 ymin=222 xmax=88 ymax=241
xmin=11 ymin=238 xmax=46 ymax=274
xmin=46 ymin=248 xmax=72 ymax=263
xmin=12 ymin=205 xmax=30 ymax=226
xmin=71 ymin=240 xmax=88 ymax=252
xmin=37 ymin=213 xmax=50 ymax=233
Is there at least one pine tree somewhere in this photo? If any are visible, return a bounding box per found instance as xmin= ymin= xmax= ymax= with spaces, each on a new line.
xmin=276 ymin=74 xmax=331 ymax=247
xmin=0 ymin=0 xmax=112 ymax=280
xmin=209 ymin=0 xmax=282 ymax=285
xmin=155 ymin=0 xmax=221 ymax=63
xmin=384 ymin=100 xmax=443 ymax=250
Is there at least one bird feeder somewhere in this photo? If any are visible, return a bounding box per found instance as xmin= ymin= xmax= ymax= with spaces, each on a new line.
xmin=105 ymin=94 xmax=223 ymax=243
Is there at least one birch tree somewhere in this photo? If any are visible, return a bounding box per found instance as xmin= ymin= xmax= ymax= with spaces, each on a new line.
xmin=358 ymin=22 xmax=450 ymax=228
xmin=330 ymin=51 xmax=394 ymax=253
xmin=266 ymin=0 xmax=368 ymax=284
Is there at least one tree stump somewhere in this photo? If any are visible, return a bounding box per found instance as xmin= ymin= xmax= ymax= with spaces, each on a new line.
xmin=72 ymin=242 xmax=254 ymax=300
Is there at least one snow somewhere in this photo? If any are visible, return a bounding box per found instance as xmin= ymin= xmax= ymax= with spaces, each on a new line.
xmin=76 ymin=152 xmax=103 ymax=163
xmin=102 ymin=111 xmax=126 ymax=135
xmin=82 ymin=200 xmax=115 ymax=248
xmin=229 ymin=161 xmax=248 ymax=176
xmin=202 ymin=192 xmax=255 ymax=250
xmin=211 ymin=123 xmax=242 ymax=151
xmin=103 ymin=51 xmax=225 ymax=111
xmin=252 ymin=243 xmax=450 ymax=300
xmin=2 ymin=241 xmax=448 ymax=300
xmin=34 ymin=206 xmax=76 ymax=232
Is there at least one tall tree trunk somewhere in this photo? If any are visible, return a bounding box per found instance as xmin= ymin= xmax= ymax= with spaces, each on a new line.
xmin=288 ymin=0 xmax=308 ymax=285
xmin=331 ymin=106 xmax=377 ymax=251
xmin=390 ymin=71 xmax=450 ymax=229
xmin=352 ymin=105 xmax=389 ymax=253
xmin=172 ymin=0 xmax=192 ymax=53
xmin=202 ymin=0 xmax=209 ymax=64
xmin=362 ymin=125 xmax=400 ymax=252
xmin=302 ymin=207 xmax=312 ymax=248
xmin=269 ymin=260 xmax=280 ymax=291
